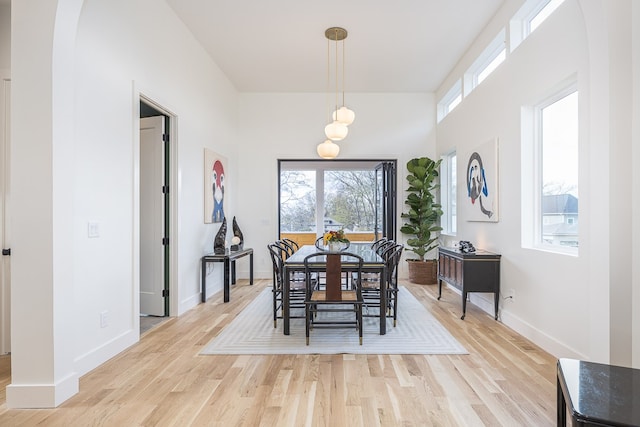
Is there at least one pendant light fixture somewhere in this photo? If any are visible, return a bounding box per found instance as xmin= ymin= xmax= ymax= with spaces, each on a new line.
xmin=324 ymin=27 xmax=354 ymax=141
xmin=316 ymin=139 xmax=340 ymax=159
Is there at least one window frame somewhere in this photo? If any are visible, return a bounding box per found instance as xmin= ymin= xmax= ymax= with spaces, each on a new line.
xmin=440 ymin=151 xmax=457 ymax=236
xmin=464 ymin=29 xmax=506 ymax=96
xmin=510 ymin=0 xmax=566 ymax=52
xmin=437 ymin=80 xmax=462 ymax=123
xmin=522 ymin=83 xmax=579 ymax=255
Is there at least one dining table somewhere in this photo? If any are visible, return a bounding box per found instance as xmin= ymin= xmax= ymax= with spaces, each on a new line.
xmin=282 ymin=242 xmax=388 ymax=335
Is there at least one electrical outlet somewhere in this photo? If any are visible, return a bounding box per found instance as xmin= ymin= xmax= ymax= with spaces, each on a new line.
xmin=100 ymin=310 xmax=109 ymax=328
xmin=506 ymin=289 xmax=516 ymax=301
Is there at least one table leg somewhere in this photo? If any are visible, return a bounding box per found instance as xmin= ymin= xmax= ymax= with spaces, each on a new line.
xmin=557 ymin=375 xmax=566 ymax=426
xmin=231 ymin=260 xmax=237 ymax=284
xmin=283 ymin=265 xmax=290 ymax=335
xmin=201 ymin=257 xmax=207 ymax=303
xmin=437 ymin=279 xmax=443 ymax=300
xmin=494 ymin=292 xmax=499 ymax=320
xmin=461 ymin=291 xmax=467 ymax=320
xmin=250 ymin=253 xmax=254 ymax=285
xmin=380 ymin=265 xmax=387 ymax=335
xmin=224 ymin=258 xmax=230 ymax=303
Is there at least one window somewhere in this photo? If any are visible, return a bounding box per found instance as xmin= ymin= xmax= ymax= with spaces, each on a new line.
xmin=464 ymin=29 xmax=506 ymax=96
xmin=510 ymin=0 xmax=566 ymax=51
xmin=437 ymin=80 xmax=462 ymax=122
xmin=535 ymin=88 xmax=578 ymax=251
xmin=440 ymin=151 xmax=457 ymax=235
xmin=278 ymin=160 xmax=397 ymax=246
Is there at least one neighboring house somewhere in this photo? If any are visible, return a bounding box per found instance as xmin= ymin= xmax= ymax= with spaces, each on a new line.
xmin=542 ymin=194 xmax=579 ymax=247
xmin=323 ymin=217 xmax=344 ymax=232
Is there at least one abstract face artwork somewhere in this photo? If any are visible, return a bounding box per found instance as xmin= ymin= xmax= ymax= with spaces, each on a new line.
xmin=204 ymin=149 xmax=228 ymax=224
xmin=463 ymin=138 xmax=498 ymax=222
xmin=211 ymin=160 xmax=225 ymax=223
xmin=466 ymin=152 xmax=493 ymax=219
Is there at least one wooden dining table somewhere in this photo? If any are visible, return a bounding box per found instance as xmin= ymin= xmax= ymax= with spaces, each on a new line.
xmin=282 ymin=243 xmax=387 ymax=335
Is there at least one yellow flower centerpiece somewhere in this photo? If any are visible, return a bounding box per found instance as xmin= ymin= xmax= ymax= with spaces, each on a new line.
xmin=323 ymin=229 xmax=350 ymax=252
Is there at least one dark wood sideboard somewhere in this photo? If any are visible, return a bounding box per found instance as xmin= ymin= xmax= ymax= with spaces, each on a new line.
xmin=437 ymin=247 xmax=501 ymax=320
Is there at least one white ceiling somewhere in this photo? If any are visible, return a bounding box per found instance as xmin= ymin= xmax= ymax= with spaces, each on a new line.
xmin=165 ymin=0 xmax=505 ymax=93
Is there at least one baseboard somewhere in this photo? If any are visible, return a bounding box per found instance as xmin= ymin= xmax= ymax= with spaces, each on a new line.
xmin=6 ymin=371 xmax=79 ymax=408
xmin=74 ymin=328 xmax=138 ymax=378
xmin=444 ymin=283 xmax=586 ymax=359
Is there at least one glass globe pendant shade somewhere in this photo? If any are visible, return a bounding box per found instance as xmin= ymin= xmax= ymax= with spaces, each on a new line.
xmin=324 ymin=120 xmax=348 ymax=141
xmin=332 ymin=106 xmax=355 ymax=126
xmin=317 ymin=140 xmax=340 ymax=159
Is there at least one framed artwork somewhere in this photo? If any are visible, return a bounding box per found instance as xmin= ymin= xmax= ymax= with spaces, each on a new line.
xmin=463 ymin=138 xmax=499 ymax=222
xmin=204 ymin=148 xmax=227 ymax=223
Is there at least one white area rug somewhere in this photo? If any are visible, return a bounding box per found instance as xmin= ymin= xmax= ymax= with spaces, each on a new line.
xmin=200 ymin=287 xmax=467 ymax=355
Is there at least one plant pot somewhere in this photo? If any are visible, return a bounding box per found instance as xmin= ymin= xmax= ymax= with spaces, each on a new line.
xmin=407 ymin=259 xmax=437 ymax=285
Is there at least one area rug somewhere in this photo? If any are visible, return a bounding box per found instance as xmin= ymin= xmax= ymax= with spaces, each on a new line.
xmin=200 ymin=287 xmax=467 ymax=355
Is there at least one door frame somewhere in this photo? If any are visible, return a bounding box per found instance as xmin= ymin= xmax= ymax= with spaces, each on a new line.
xmin=0 ymin=74 xmax=10 ymax=354
xmin=134 ymin=90 xmax=178 ymax=319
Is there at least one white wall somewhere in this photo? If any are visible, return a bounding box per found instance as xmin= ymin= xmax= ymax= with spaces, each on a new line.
xmin=9 ymin=0 xmax=239 ymax=407
xmin=236 ymin=92 xmax=436 ymax=279
xmin=435 ymin=0 xmax=640 ymax=364
xmin=0 ymin=4 xmax=9 ymax=72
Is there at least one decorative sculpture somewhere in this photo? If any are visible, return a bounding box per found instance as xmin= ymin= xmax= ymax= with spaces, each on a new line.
xmin=214 ymin=217 xmax=227 ymax=254
xmin=231 ymin=216 xmax=244 ymax=251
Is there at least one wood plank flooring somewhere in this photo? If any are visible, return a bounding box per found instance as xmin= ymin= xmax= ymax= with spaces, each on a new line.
xmin=0 ymin=280 xmax=557 ymax=426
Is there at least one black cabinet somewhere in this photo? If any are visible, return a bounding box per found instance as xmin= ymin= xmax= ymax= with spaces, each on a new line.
xmin=437 ymin=247 xmax=501 ymax=320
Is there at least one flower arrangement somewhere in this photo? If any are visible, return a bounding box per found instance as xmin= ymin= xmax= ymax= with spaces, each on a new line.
xmin=323 ymin=229 xmax=349 ymax=245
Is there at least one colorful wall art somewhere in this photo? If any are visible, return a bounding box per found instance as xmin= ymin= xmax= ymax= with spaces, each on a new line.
xmin=204 ymin=148 xmax=227 ymax=223
xmin=464 ymin=138 xmax=499 ymax=222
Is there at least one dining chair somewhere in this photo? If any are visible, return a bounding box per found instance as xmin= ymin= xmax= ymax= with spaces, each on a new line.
xmin=370 ymin=237 xmax=388 ymax=252
xmin=281 ymin=238 xmax=299 ymax=251
xmin=313 ymin=236 xmax=351 ymax=288
xmin=303 ymin=251 xmax=364 ymax=345
xmin=267 ymin=243 xmax=307 ymax=328
xmin=274 ymin=239 xmax=295 ymax=259
xmin=360 ymin=244 xmax=404 ymax=327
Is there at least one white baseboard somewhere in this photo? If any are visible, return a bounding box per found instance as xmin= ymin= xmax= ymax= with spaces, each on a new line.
xmin=443 ymin=283 xmax=586 ymax=359
xmin=6 ymin=371 xmax=79 ymax=408
xmin=74 ymin=328 xmax=138 ymax=378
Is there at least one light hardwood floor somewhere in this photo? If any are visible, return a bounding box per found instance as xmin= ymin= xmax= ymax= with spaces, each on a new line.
xmin=0 ymin=280 xmax=557 ymax=426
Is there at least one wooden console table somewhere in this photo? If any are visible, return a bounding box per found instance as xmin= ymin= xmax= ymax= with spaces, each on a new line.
xmin=201 ymin=248 xmax=253 ymax=303
xmin=437 ymin=247 xmax=501 ymax=320
xmin=557 ymin=358 xmax=640 ymax=426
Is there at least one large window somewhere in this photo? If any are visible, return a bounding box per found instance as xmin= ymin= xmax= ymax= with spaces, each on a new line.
xmin=522 ymin=85 xmax=578 ymax=252
xmin=278 ymin=160 xmax=396 ymax=246
xmin=539 ymin=89 xmax=578 ymax=249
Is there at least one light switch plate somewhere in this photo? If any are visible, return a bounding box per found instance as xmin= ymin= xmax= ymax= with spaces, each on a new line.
xmin=88 ymin=222 xmax=100 ymax=238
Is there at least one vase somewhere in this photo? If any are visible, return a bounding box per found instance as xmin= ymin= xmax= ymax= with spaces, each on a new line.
xmin=328 ymin=242 xmax=342 ymax=252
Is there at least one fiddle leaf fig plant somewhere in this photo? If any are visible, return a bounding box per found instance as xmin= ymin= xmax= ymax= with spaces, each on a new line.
xmin=400 ymin=157 xmax=444 ymax=261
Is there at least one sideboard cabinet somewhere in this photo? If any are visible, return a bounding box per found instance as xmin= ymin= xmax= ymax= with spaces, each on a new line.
xmin=437 ymin=247 xmax=501 ymax=320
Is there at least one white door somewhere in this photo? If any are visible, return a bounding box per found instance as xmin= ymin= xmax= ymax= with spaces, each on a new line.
xmin=140 ymin=116 xmax=165 ymax=316
xmin=0 ymin=78 xmax=11 ymax=354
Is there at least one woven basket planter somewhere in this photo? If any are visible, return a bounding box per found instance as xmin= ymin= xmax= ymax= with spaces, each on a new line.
xmin=407 ymin=259 xmax=438 ymax=285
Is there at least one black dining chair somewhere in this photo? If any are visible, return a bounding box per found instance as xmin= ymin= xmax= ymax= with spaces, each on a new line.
xmin=267 ymin=243 xmax=307 ymax=328
xmin=360 ymin=244 xmax=404 ymax=327
xmin=303 ymin=251 xmax=364 ymax=345
xmin=281 ymin=238 xmax=299 ymax=251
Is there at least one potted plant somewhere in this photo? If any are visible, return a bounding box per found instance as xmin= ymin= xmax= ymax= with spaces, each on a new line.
xmin=400 ymin=157 xmax=443 ymax=284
